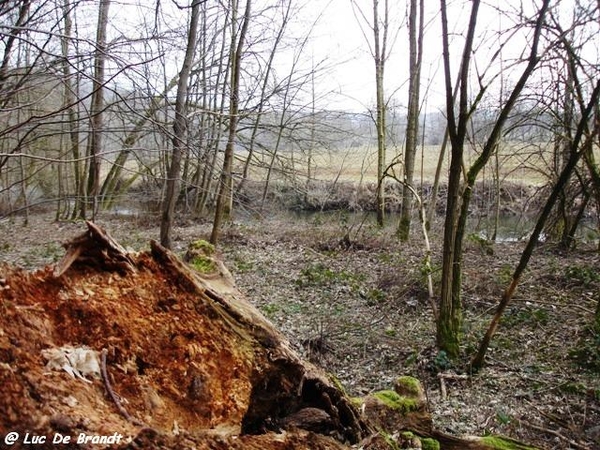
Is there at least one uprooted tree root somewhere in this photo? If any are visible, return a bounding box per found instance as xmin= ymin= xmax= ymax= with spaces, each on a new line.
xmin=0 ymin=222 xmax=538 ymax=449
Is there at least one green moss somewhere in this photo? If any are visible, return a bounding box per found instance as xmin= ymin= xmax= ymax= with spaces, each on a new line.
xmin=372 ymin=390 xmax=419 ymax=413
xmin=378 ymin=431 xmax=400 ymax=450
xmin=395 ymin=376 xmax=421 ymax=396
xmin=261 ymin=303 xmax=280 ymax=318
xmin=350 ymin=396 xmax=363 ymax=408
xmin=191 ymin=255 xmax=217 ymax=274
xmin=481 ymin=435 xmax=538 ymax=450
xmin=327 ymin=373 xmax=348 ymax=395
xmin=421 ymin=438 xmax=440 ymax=450
xmin=190 ymin=239 xmax=215 ymax=255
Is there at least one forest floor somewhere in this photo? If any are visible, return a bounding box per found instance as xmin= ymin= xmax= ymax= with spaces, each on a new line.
xmin=1 ymin=209 xmax=599 ymax=449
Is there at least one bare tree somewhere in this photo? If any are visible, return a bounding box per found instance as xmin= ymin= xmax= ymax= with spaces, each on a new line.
xmin=192 ymin=3 xmax=231 ymax=216
xmin=210 ymin=0 xmax=251 ymax=245
xmin=472 ymin=80 xmax=600 ymax=371
xmin=236 ymin=0 xmax=293 ymax=197
xmin=160 ymin=0 xmax=202 ymax=249
xmin=472 ymin=2 xmax=600 ymax=369
xmin=437 ymin=0 xmax=550 ymax=358
xmin=397 ymin=0 xmax=424 ymax=241
xmin=258 ymin=26 xmax=320 ymax=209
xmin=351 ymin=0 xmax=390 ymax=226
xmin=373 ymin=0 xmax=388 ymax=227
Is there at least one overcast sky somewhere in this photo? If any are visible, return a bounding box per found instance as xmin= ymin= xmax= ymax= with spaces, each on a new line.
xmin=308 ymin=0 xmax=415 ymax=111
xmin=106 ymin=1 xmax=593 ymax=114
xmin=302 ymin=0 xmax=552 ymax=113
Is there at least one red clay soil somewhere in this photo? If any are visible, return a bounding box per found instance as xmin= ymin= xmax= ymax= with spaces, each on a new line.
xmin=0 ymin=223 xmax=365 ymax=449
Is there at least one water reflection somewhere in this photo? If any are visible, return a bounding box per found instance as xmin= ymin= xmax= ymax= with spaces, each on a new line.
xmin=280 ymin=210 xmax=600 ymax=244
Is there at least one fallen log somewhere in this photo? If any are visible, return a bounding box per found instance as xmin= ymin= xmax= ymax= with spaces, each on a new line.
xmin=0 ymin=222 xmax=539 ymax=449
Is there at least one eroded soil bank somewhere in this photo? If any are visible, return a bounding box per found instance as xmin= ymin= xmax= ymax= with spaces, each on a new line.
xmin=0 ymin=211 xmax=599 ymax=449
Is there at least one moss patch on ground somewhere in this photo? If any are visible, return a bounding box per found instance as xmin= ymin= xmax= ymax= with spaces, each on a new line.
xmin=481 ymin=435 xmax=539 ymax=450
xmin=372 ymin=390 xmax=419 ymax=413
xmin=421 ymin=437 xmax=440 ymax=450
xmin=395 ymin=375 xmax=422 ymax=397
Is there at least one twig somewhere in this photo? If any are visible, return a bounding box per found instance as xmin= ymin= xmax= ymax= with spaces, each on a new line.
xmin=517 ymin=419 xmax=591 ymax=450
xmin=513 ymin=294 xmax=595 ymax=315
xmin=437 ymin=372 xmax=469 ymax=401
xmin=437 ymin=372 xmax=469 ymax=381
xmin=101 ymin=348 xmax=145 ymax=427
xmin=439 ymin=376 xmax=447 ymax=400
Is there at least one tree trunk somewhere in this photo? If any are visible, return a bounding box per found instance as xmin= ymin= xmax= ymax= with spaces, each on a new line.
xmin=398 ymin=0 xmax=423 ymax=241
xmin=437 ymin=0 xmax=550 ymax=358
xmin=211 ymin=0 xmax=251 ymax=245
xmin=436 ymin=0 xmax=480 ymax=358
xmin=59 ymin=0 xmax=83 ymax=220
xmin=81 ymin=0 xmax=110 ymax=220
xmin=373 ymin=0 xmax=388 ymax=227
xmin=160 ymin=1 xmax=201 ymax=249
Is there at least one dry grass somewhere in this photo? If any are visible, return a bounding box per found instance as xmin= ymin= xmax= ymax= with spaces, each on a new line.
xmin=236 ymin=141 xmax=560 ymax=187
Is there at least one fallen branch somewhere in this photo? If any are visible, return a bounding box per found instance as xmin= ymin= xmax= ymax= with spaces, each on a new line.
xmin=438 ymin=372 xmax=469 ymax=400
xmin=517 ymin=419 xmax=591 ymax=450
xmin=100 ymin=348 xmax=145 ymax=427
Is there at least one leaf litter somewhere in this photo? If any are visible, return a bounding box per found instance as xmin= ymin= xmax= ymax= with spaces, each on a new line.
xmin=0 ymin=211 xmax=599 ymax=449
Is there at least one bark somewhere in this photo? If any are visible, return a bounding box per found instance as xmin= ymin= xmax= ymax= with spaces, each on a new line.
xmin=160 ymin=1 xmax=201 ymax=249
xmin=81 ymin=0 xmax=111 ymax=220
xmin=211 ymin=0 xmax=251 ymax=245
xmin=53 ymin=221 xmax=136 ymax=277
xmin=397 ymin=0 xmax=423 ymax=241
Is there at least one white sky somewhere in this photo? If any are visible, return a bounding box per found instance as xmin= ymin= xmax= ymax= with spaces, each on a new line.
xmin=302 ymin=0 xmax=565 ymax=113
xmin=302 ymin=0 xmax=454 ymax=112
xmin=101 ymin=0 xmax=596 ymax=114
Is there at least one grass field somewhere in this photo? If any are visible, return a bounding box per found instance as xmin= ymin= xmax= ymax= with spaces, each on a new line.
xmin=239 ymin=141 xmax=558 ymax=187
